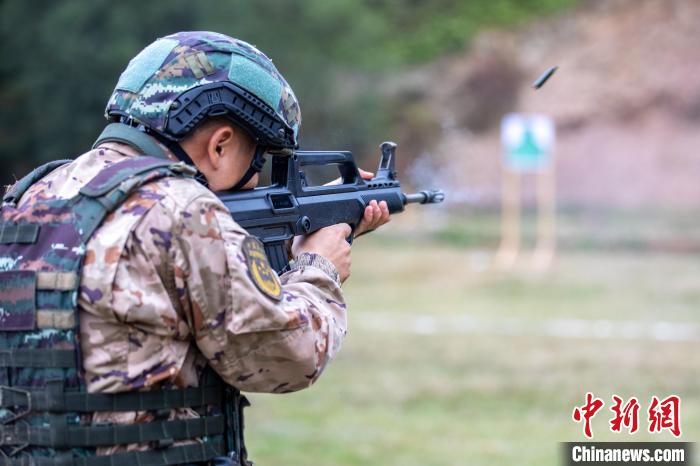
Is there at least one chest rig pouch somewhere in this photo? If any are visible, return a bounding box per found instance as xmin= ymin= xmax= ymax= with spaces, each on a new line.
xmin=0 ymin=152 xmax=250 ymax=465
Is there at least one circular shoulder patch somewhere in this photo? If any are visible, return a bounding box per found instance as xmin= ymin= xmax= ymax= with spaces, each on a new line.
xmin=242 ymin=236 xmax=282 ymax=301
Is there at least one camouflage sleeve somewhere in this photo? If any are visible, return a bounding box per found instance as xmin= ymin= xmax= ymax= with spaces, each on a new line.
xmin=176 ymin=194 xmax=347 ymax=393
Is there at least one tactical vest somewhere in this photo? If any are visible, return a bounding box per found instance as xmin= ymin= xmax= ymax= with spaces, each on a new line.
xmin=0 ymin=126 xmax=250 ymax=465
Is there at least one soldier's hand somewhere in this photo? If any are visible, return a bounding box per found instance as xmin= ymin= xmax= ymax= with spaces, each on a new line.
xmin=322 ymin=169 xmax=390 ymax=238
xmin=292 ymin=223 xmax=352 ymax=283
xmin=354 ymin=169 xmax=391 ymax=238
xmin=354 ymin=198 xmax=391 ymax=238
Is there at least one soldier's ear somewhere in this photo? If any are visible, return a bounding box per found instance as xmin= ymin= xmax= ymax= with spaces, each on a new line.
xmin=206 ymin=125 xmax=235 ymax=169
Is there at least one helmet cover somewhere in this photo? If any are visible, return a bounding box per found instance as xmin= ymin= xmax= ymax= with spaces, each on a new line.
xmin=106 ymin=31 xmax=301 ymax=149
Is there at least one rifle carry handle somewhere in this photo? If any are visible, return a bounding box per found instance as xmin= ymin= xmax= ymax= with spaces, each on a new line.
xmin=294 ymin=151 xmax=362 ymax=186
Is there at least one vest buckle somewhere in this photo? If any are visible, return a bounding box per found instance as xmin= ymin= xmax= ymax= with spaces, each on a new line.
xmin=0 ymin=386 xmax=32 ymax=424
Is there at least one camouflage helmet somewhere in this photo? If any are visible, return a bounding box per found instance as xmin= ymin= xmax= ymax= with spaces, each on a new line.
xmin=106 ymin=31 xmax=301 ymax=150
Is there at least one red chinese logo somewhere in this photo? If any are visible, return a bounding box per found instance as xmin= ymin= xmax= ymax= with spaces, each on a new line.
xmin=648 ymin=395 xmax=681 ymax=438
xmin=572 ymin=393 xmax=682 ymax=438
xmin=572 ymin=392 xmax=604 ymax=438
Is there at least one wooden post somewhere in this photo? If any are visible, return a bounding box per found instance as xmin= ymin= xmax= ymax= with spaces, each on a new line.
xmin=496 ymin=169 xmax=520 ymax=270
xmin=532 ymin=164 xmax=556 ymax=271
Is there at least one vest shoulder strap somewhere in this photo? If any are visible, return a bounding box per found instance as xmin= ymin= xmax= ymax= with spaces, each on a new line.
xmin=92 ymin=123 xmax=170 ymax=160
xmin=79 ymin=156 xmax=193 ymax=198
xmin=75 ymin=156 xmax=195 ymax=241
xmin=3 ymin=160 xmax=73 ymax=205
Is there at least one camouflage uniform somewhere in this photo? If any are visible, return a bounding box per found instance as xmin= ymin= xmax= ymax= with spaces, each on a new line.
xmin=14 ymin=140 xmax=347 ymax=453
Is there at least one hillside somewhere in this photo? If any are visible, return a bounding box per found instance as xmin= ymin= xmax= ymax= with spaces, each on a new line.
xmin=395 ymin=0 xmax=700 ymax=209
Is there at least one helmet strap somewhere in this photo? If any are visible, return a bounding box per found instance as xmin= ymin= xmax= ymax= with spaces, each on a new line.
xmin=230 ymin=146 xmax=267 ymax=191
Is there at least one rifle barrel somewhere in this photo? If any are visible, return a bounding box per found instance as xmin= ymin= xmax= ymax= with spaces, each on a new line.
xmin=403 ymin=190 xmax=445 ymax=205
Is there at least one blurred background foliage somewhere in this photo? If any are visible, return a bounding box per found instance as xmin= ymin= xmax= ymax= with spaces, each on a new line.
xmin=0 ymin=0 xmax=575 ymax=184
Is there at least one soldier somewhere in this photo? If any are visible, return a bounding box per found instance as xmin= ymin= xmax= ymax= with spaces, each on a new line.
xmin=0 ymin=31 xmax=389 ymax=465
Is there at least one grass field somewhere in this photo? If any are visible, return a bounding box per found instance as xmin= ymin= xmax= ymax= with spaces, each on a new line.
xmin=245 ymin=211 xmax=700 ymax=465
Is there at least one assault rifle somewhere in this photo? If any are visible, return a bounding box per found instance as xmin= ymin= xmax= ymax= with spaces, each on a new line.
xmin=217 ymin=141 xmax=444 ymax=273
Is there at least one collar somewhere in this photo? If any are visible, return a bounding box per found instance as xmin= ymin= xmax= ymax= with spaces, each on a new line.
xmin=93 ymin=123 xmax=178 ymax=161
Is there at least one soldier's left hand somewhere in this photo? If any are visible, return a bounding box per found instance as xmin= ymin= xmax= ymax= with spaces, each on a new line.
xmin=353 ymin=169 xmax=391 ymax=238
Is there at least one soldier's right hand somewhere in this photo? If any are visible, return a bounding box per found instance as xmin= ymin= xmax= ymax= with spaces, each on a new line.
xmin=292 ymin=223 xmax=352 ymax=283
